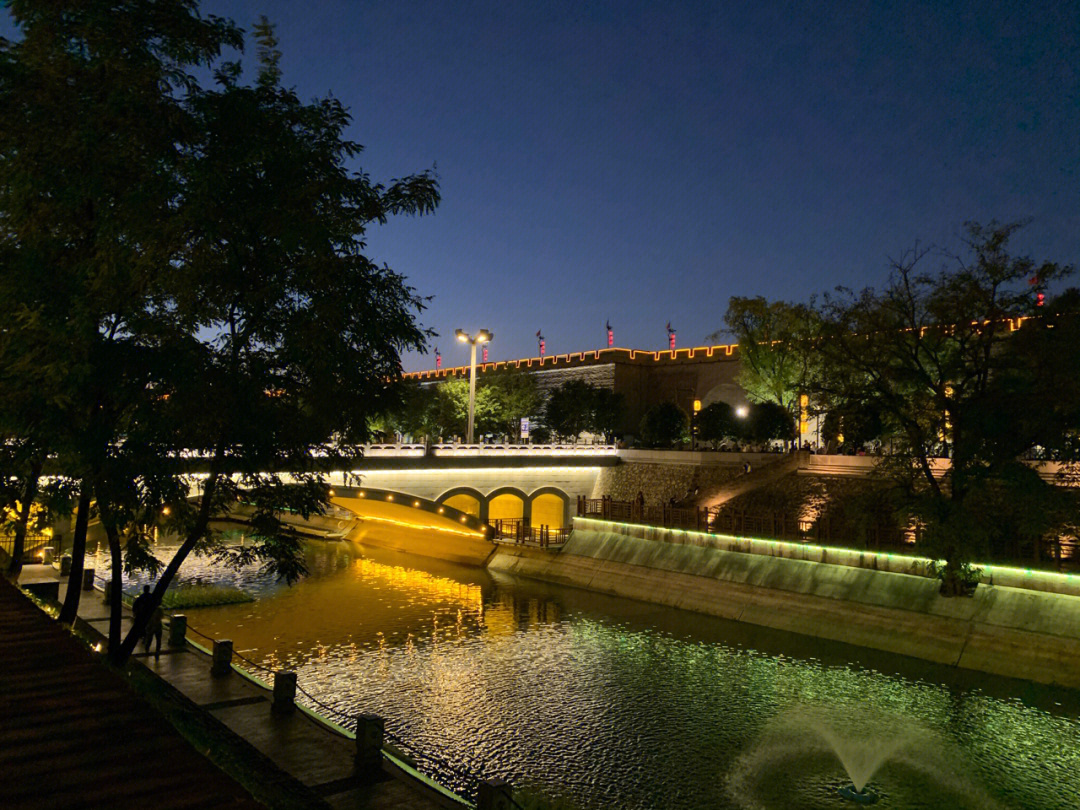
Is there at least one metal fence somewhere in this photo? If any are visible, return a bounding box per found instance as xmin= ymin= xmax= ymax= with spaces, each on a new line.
xmin=576 ymin=496 xmax=914 ymax=552
xmin=488 ymin=518 xmax=569 ymax=548
xmin=0 ymin=532 xmax=53 ymax=562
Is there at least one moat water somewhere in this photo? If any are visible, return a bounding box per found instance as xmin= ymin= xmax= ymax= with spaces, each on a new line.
xmin=97 ymin=538 xmax=1080 ymax=809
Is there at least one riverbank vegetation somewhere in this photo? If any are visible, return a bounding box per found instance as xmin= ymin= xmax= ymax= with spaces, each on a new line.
xmin=722 ymin=223 xmax=1080 ymax=593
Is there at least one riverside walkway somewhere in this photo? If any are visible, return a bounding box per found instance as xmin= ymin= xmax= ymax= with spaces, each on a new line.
xmin=0 ymin=575 xmax=262 ymax=810
xmin=70 ymin=582 xmax=457 ymax=810
xmin=0 ymin=571 xmax=462 ymax=810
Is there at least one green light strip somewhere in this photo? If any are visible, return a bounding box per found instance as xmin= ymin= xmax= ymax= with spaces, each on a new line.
xmin=573 ymin=517 xmax=1079 ymax=584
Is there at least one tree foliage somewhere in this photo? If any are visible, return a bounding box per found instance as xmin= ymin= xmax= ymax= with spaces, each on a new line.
xmin=811 ymin=222 xmax=1075 ymax=593
xmin=543 ymin=381 xmax=625 ymax=442
xmin=0 ymin=4 xmax=439 ymax=660
xmin=639 ymin=402 xmax=688 ymax=448
xmin=485 ymin=371 xmax=542 ymax=439
xmin=743 ymin=402 xmax=795 ymax=443
xmin=696 ymin=402 xmax=738 ymax=448
xmin=544 ymin=381 xmax=599 ymax=440
xmin=719 ymin=297 xmax=820 ymax=416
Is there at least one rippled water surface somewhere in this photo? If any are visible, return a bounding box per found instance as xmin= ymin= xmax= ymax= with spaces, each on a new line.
xmin=98 ymin=538 xmax=1080 ymax=810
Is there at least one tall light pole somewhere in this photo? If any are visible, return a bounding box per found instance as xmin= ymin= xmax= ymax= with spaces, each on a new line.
xmin=455 ymin=328 xmax=493 ymax=444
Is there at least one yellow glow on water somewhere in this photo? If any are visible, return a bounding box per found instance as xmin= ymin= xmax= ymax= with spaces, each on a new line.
xmin=352 ymin=556 xmax=484 ymax=612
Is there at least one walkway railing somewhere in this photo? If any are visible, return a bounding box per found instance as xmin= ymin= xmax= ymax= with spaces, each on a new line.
xmin=0 ymin=531 xmax=54 ymax=562
xmin=93 ymin=574 xmax=523 ymax=809
xmin=577 ymin=496 xmax=915 ymax=552
xmin=488 ymin=518 xmax=569 ymax=548
xmin=577 ymin=497 xmax=709 ymax=531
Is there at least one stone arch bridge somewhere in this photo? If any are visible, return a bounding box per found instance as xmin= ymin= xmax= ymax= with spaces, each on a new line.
xmin=277 ymin=445 xmax=617 ymax=565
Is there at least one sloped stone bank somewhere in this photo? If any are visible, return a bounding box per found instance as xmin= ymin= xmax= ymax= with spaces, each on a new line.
xmin=487 ymin=520 xmax=1080 ymax=687
xmin=593 ymin=460 xmax=744 ymax=503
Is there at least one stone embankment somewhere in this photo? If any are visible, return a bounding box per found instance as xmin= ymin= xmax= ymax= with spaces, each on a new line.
xmin=592 ymin=449 xmax=787 ymax=505
xmin=488 ymin=518 xmax=1080 ymax=688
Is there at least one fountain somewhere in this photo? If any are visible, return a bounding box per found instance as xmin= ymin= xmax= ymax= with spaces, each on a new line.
xmin=726 ymin=704 xmax=1003 ymax=809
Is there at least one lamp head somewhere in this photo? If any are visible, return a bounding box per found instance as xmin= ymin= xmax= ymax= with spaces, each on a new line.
xmin=455 ymin=329 xmax=467 ymax=342
xmin=477 ymin=329 xmax=493 ymax=343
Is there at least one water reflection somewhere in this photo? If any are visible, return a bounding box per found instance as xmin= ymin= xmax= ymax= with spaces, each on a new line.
xmin=100 ymin=538 xmax=1080 ymax=810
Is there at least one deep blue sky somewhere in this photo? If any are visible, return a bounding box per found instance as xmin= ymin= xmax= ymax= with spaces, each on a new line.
xmin=6 ymin=2 xmax=1079 ymax=368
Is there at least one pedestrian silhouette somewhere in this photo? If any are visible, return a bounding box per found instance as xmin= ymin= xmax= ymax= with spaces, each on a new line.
xmin=132 ymin=585 xmax=163 ymax=657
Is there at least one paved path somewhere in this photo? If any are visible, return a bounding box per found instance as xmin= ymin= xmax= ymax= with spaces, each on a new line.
xmin=0 ymin=575 xmax=263 ymax=810
xmin=2 ymin=567 xmax=460 ymax=810
xmin=66 ymin=578 xmax=455 ymax=807
xmin=69 ymin=581 xmax=457 ymax=810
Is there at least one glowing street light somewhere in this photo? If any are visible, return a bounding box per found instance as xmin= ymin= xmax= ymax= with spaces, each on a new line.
xmin=455 ymin=328 xmax=493 ymax=444
xmin=735 ymin=405 xmax=749 ymax=418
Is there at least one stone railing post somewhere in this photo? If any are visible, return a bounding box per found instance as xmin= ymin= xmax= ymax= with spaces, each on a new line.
xmin=354 ymin=713 xmax=384 ymax=778
xmin=211 ymin=639 xmax=233 ymax=676
xmin=102 ymin=579 xmax=113 ymax=603
xmin=82 ymin=568 xmax=96 ymax=590
xmin=168 ymin=614 xmax=187 ymax=648
xmin=272 ymin=671 xmax=297 ymax=714
xmin=477 ymin=778 xmax=514 ymax=810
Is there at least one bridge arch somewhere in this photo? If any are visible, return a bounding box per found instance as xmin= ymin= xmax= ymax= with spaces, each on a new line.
xmin=486 ymin=486 xmax=530 ymax=523
xmin=436 ymin=486 xmax=487 ymax=521
xmin=527 ymin=486 xmax=571 ymax=529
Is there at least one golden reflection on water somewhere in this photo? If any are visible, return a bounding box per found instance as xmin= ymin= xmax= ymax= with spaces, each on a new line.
xmin=352 ymin=555 xmax=483 ymax=612
xmin=181 ymin=541 xmax=518 ymax=667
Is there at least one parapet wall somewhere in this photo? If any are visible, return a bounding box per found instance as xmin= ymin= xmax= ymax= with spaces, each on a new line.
xmin=488 ymin=520 xmax=1080 ymax=687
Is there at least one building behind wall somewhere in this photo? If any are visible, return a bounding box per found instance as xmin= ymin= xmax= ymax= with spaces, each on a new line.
xmin=404 ymin=344 xmax=752 ymax=438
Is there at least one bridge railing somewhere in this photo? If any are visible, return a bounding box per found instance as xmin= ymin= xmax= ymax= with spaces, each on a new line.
xmin=361 ymin=443 xmax=618 ymax=457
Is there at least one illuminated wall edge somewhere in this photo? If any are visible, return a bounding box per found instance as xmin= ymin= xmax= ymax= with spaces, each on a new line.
xmin=573 ymin=516 xmax=1080 ymax=588
xmin=403 ymin=318 xmax=1033 ymax=379
xmin=402 ymin=343 xmax=740 ymax=379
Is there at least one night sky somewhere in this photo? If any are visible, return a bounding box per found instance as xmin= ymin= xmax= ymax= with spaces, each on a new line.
xmin=5 ymin=1 xmax=1078 ymax=368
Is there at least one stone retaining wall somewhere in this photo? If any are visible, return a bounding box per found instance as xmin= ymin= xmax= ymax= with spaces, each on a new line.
xmin=487 ymin=520 xmax=1080 ymax=687
xmin=592 ymin=461 xmax=745 ymax=504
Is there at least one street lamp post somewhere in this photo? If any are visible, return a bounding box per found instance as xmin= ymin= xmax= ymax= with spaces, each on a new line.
xmin=455 ymin=328 xmax=493 ymax=444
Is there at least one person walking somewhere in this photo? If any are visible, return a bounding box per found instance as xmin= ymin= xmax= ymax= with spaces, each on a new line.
xmin=144 ymin=603 xmax=164 ymax=658
xmin=132 ymin=584 xmax=152 ymax=621
xmin=132 ymin=584 xmax=164 ymax=657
